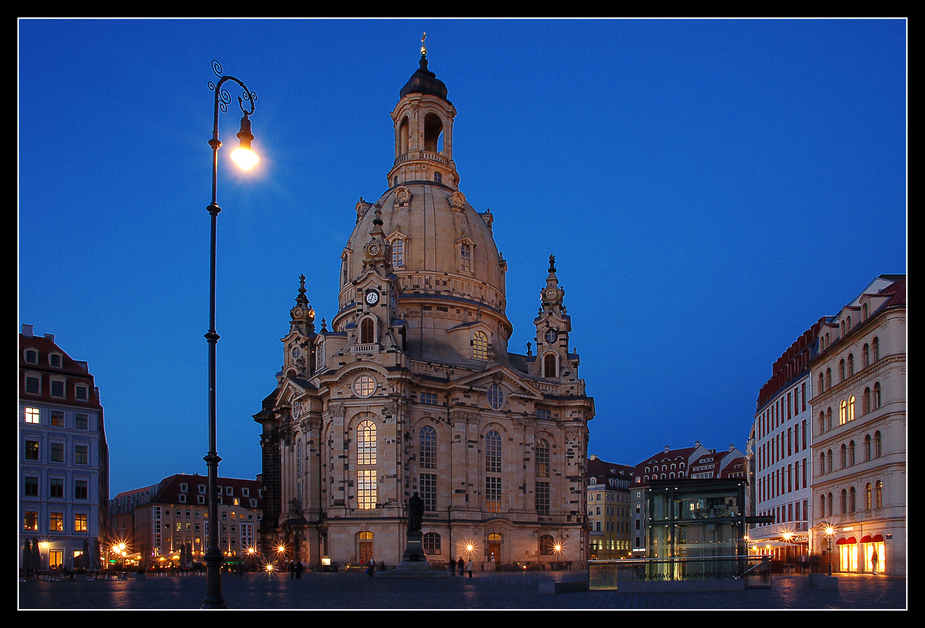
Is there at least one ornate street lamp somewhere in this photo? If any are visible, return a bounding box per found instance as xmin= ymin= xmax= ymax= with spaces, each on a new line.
xmin=202 ymin=59 xmax=258 ymax=609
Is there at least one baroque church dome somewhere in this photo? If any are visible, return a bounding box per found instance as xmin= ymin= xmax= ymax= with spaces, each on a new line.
xmin=333 ymin=45 xmax=512 ymax=366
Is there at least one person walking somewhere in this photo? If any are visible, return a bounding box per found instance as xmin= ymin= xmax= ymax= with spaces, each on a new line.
xmin=466 ymin=558 xmax=473 ymax=578
xmin=457 ymin=557 xmax=465 ymax=576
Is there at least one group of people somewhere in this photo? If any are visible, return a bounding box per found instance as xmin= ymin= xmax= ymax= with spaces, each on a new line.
xmin=449 ymin=557 xmax=474 ymax=577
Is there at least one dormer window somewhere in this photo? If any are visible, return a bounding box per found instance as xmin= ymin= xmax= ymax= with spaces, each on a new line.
xmin=24 ymin=349 xmax=38 ymax=364
xmin=49 ymin=353 xmax=62 ymax=368
xmin=472 ymin=331 xmax=489 ymax=360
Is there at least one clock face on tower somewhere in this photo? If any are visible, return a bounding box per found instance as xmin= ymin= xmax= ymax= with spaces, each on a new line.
xmin=365 ymin=289 xmax=380 ymax=306
xmin=545 ymin=328 xmax=558 ymax=344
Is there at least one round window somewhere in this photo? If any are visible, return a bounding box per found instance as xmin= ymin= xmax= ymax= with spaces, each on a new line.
xmin=353 ymin=374 xmax=376 ymax=397
xmin=486 ymin=383 xmax=504 ymax=410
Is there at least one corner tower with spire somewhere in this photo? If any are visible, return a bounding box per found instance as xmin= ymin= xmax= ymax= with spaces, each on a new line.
xmin=255 ymin=37 xmax=594 ymax=573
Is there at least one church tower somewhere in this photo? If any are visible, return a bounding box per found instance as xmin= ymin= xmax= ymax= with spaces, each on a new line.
xmin=255 ymin=37 xmax=594 ymax=571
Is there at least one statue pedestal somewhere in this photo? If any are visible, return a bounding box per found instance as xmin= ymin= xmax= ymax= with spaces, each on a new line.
xmin=377 ymin=530 xmax=450 ymax=578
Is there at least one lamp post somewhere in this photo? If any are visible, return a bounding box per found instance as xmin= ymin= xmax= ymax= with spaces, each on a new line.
xmin=202 ymin=59 xmax=258 ymax=609
xmin=825 ymin=526 xmax=834 ymax=576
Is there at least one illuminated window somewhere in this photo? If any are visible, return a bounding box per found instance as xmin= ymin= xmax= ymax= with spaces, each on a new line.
xmin=50 ymin=512 xmax=64 ymax=531
xmin=74 ymin=513 xmax=88 ymax=532
xmin=357 ymin=419 xmax=377 ymax=510
xmin=358 ymin=469 xmax=377 ymax=510
xmin=354 ymin=374 xmax=376 ymax=397
xmin=25 ymin=407 xmax=40 ymax=424
xmin=25 ymin=440 xmax=39 ymax=461
xmin=472 ymin=331 xmax=489 ymax=360
xmin=358 ymin=420 xmax=377 ymax=465
xmin=24 ymin=511 xmax=39 ymax=531
xmin=535 ymin=439 xmax=550 ymax=478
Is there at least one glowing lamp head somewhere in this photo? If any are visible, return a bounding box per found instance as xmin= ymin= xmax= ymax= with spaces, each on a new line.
xmin=231 ymin=113 xmax=259 ymax=169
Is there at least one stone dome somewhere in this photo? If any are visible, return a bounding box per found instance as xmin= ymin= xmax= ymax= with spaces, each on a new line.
xmin=331 ymin=49 xmax=513 ymax=366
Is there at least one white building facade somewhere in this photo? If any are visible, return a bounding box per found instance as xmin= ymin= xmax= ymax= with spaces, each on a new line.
xmin=749 ymin=325 xmax=819 ymax=565
xmin=19 ymin=324 xmax=110 ymax=572
xmin=809 ymin=275 xmax=906 ymax=576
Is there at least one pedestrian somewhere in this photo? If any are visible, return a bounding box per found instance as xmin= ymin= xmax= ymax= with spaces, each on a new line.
xmin=466 ymin=558 xmax=473 ymax=578
xmin=289 ymin=560 xmax=295 ymax=579
xmin=295 ymin=560 xmax=303 ymax=579
xmin=366 ymin=557 xmax=375 ymax=577
xmin=448 ymin=559 xmax=456 ymax=576
xmin=457 ymin=557 xmax=464 ymax=576
xmin=872 ymin=549 xmax=879 ymax=575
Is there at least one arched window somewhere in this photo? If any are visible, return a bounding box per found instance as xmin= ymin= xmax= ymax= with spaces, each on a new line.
xmin=360 ymin=317 xmax=375 ymax=344
xmin=485 ymin=430 xmax=502 ymax=513
xmin=863 ymin=343 xmax=870 ymax=367
xmin=390 ymin=237 xmax=405 ymax=268
xmin=543 ymin=353 xmax=557 ymax=378
xmin=825 ymin=368 xmax=832 ymax=389
xmin=848 ymin=395 xmax=855 ymax=422
xmin=874 ymin=431 xmax=882 ymax=458
xmin=839 ymin=359 xmax=845 ymax=382
xmin=535 ymin=439 xmax=550 ymax=478
xmin=863 ymin=388 xmax=871 ymax=414
xmin=864 ymin=434 xmax=872 ymax=461
xmin=847 ymin=353 xmax=854 ymax=377
xmin=875 ymin=480 xmax=883 ymax=508
xmin=398 ymin=116 xmax=410 ymax=154
xmin=865 ymin=483 xmax=872 ymax=510
xmin=872 ymin=337 xmax=880 ymax=361
xmin=840 ymin=489 xmax=848 ymax=514
xmin=357 ymin=420 xmax=377 ymax=510
xmin=839 ymin=399 xmax=847 ymax=425
xmin=423 ymin=112 xmax=443 ymax=153
xmin=459 ymin=241 xmax=472 ymax=273
xmin=873 ymin=383 xmax=882 ymax=409
xmin=419 ymin=425 xmax=437 ymax=469
xmin=840 ymin=444 xmax=847 ymax=468
xmin=472 ymin=331 xmax=489 ymax=360
xmin=849 ymin=486 xmax=856 ymax=513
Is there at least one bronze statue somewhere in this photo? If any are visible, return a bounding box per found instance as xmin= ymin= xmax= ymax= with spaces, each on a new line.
xmin=408 ymin=491 xmax=424 ymax=531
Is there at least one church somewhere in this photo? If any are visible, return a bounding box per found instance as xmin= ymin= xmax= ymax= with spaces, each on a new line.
xmin=254 ymin=39 xmax=595 ymax=571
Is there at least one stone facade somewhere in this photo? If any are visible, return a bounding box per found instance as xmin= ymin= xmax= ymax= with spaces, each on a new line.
xmin=254 ymin=44 xmax=594 ymax=571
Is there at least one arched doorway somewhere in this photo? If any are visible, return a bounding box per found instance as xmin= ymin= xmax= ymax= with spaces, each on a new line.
xmin=358 ymin=531 xmax=374 ymax=564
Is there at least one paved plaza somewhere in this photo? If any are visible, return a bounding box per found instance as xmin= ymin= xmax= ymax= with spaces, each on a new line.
xmin=18 ymin=570 xmax=907 ymax=611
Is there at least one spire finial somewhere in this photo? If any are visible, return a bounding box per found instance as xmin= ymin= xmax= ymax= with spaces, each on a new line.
xmin=548 ymin=254 xmax=556 ymax=274
xmin=299 ymin=274 xmax=307 ymax=296
xmin=421 ymin=32 xmax=427 ymax=57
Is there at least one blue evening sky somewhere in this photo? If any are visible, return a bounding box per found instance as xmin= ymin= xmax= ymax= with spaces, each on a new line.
xmin=18 ymin=18 xmax=906 ymax=497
